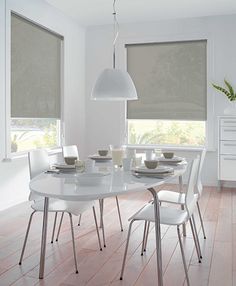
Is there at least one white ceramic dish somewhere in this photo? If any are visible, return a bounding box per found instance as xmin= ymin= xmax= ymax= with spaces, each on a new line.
xmin=133 ymin=166 xmax=173 ymax=174
xmin=77 ymin=172 xmax=107 ymax=186
xmin=89 ymin=154 xmax=112 ymax=161
xmin=53 ymin=163 xmax=75 ymax=169
xmin=157 ymin=156 xmax=184 ymax=163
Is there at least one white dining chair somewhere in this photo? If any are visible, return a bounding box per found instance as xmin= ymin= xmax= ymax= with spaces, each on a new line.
xmin=60 ymin=145 xmax=123 ymax=248
xmin=19 ymin=149 xmax=102 ymax=274
xmin=120 ymin=157 xmax=201 ymax=286
xmin=157 ymin=148 xmax=206 ymax=239
xmin=140 ymin=149 xmax=206 ymax=256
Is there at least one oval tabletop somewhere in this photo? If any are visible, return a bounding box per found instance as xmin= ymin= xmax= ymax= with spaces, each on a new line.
xmin=29 ymin=164 xmax=187 ymax=201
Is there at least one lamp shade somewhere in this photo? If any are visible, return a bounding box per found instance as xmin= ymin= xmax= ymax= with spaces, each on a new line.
xmin=91 ymin=68 xmax=138 ymax=101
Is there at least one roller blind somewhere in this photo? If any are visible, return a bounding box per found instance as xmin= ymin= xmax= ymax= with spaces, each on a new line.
xmin=11 ymin=13 xmax=63 ymax=119
xmin=127 ymin=40 xmax=207 ymax=121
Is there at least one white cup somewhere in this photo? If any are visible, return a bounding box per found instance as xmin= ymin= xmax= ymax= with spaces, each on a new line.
xmin=145 ymin=149 xmax=154 ymax=160
xmin=135 ymin=157 xmax=142 ymax=167
xmin=84 ymin=159 xmax=95 ymax=173
xmin=122 ymin=158 xmax=133 ymax=172
xmin=126 ymin=148 xmax=136 ymax=159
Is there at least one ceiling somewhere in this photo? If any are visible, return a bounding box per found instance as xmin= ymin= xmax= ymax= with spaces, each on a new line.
xmin=46 ymin=0 xmax=236 ymax=27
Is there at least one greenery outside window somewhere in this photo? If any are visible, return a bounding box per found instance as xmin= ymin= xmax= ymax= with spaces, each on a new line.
xmin=11 ymin=118 xmax=60 ymax=153
xmin=128 ymin=120 xmax=205 ymax=146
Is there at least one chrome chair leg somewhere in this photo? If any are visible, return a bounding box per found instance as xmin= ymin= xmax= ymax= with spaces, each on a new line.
xmin=51 ymin=212 xmax=58 ymax=243
xmin=19 ymin=210 xmax=36 ymax=265
xmin=56 ymin=212 xmax=64 ymax=242
xmin=192 ymin=214 xmax=202 ymax=259
xmin=141 ymin=221 xmax=147 ymax=256
xmin=144 ymin=221 xmax=151 ymax=252
xmin=197 ymin=201 xmax=206 ymax=239
xmin=120 ymin=220 xmax=135 ymax=280
xmin=177 ymin=226 xmax=190 ymax=286
xmin=78 ymin=214 xmax=82 ymax=226
xmin=99 ymin=199 xmax=104 ymax=228
xmin=68 ymin=213 xmax=78 ymax=274
xmin=99 ymin=200 xmax=106 ymax=247
xmin=115 ymin=196 xmax=123 ymax=231
xmin=92 ymin=206 xmax=102 ymax=251
xmin=189 ymin=217 xmax=201 ymax=263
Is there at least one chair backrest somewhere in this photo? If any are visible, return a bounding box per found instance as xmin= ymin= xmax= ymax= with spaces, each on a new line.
xmin=28 ymin=149 xmax=50 ymax=180
xmin=28 ymin=149 xmax=50 ymax=201
xmin=62 ymin=145 xmax=79 ymax=159
xmin=185 ymin=156 xmax=200 ymax=217
xmin=196 ymin=148 xmax=206 ymax=197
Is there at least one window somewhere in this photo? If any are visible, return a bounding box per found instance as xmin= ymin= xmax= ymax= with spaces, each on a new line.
xmin=126 ymin=40 xmax=207 ymax=147
xmin=11 ymin=13 xmax=63 ymax=153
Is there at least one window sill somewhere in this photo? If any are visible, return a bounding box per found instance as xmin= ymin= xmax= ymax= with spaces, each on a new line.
xmin=125 ymin=144 xmax=216 ymax=153
xmin=2 ymin=147 xmax=62 ymax=162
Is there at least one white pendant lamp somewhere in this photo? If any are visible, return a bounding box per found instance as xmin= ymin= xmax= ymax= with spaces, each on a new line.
xmin=91 ymin=0 xmax=138 ymax=101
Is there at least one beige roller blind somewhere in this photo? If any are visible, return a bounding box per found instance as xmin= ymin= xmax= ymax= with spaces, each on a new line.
xmin=127 ymin=40 xmax=207 ymax=121
xmin=11 ymin=13 xmax=63 ymax=119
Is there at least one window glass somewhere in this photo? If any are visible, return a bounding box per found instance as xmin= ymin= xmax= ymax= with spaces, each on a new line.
xmin=11 ymin=118 xmax=60 ymax=153
xmin=128 ymin=120 xmax=205 ymax=146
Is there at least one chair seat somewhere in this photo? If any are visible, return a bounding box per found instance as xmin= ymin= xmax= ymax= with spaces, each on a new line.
xmin=31 ymin=199 xmax=95 ymax=216
xmin=129 ymin=203 xmax=189 ymax=226
xmin=158 ymin=190 xmax=199 ymax=205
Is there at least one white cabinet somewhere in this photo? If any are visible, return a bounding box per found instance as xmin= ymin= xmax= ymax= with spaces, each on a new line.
xmin=218 ymin=116 xmax=236 ymax=184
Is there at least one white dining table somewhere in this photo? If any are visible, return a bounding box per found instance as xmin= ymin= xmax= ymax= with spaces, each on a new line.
xmin=29 ymin=163 xmax=187 ymax=286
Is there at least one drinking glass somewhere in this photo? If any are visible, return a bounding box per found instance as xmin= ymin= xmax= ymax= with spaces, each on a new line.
xmin=110 ymin=145 xmax=125 ymax=168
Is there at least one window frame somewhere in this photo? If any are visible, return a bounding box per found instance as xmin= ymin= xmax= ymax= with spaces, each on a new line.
xmin=116 ymin=33 xmax=215 ymax=151
xmin=5 ymin=11 xmax=65 ymax=159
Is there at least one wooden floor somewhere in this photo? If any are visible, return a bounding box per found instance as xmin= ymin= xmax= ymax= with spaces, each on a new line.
xmin=0 ymin=185 xmax=235 ymax=286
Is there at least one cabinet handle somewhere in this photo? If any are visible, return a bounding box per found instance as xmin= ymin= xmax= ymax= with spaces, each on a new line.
xmin=223 ymin=129 xmax=236 ymax=132
xmin=223 ymin=143 xmax=236 ymax=146
xmin=223 ymin=157 xmax=236 ymax=161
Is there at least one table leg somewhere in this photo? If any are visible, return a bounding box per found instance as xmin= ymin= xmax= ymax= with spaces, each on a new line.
xmin=148 ymin=187 xmax=163 ymax=286
xmin=179 ymin=176 xmax=186 ymax=237
xmin=39 ymin=197 xmax=49 ymax=279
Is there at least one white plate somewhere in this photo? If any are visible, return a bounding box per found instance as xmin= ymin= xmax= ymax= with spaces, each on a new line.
xmin=132 ymin=172 xmax=173 ymax=179
xmin=53 ymin=163 xmax=75 ymax=169
xmin=133 ymin=166 xmax=173 ymax=174
xmin=89 ymin=154 xmax=112 ymax=161
xmin=157 ymin=156 xmax=184 ymax=163
xmin=77 ymin=172 xmax=107 ymax=186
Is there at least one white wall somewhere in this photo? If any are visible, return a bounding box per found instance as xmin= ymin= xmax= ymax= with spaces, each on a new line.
xmin=85 ymin=15 xmax=236 ymax=187
xmin=0 ymin=0 xmax=86 ymax=210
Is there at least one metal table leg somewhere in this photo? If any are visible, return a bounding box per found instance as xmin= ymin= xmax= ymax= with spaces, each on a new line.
xmin=148 ymin=187 xmax=163 ymax=286
xmin=39 ymin=197 xmax=49 ymax=279
xmin=179 ymin=176 xmax=186 ymax=236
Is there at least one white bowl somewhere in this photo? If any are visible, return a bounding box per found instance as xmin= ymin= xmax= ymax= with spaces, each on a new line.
xmin=77 ymin=173 xmax=106 ymax=186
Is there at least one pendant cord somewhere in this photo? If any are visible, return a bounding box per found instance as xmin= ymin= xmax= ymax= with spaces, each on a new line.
xmin=112 ymin=0 xmax=119 ymax=69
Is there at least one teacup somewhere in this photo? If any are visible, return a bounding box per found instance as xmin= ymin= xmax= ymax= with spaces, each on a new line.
xmin=163 ymin=152 xmax=174 ymax=159
xmin=98 ymin=150 xmax=109 ymax=156
xmin=64 ymin=156 xmax=77 ymax=165
xmin=144 ymin=160 xmax=158 ymax=169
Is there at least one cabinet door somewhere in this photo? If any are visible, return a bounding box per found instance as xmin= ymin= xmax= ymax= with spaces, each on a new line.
xmin=220 ymin=155 xmax=236 ymax=181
